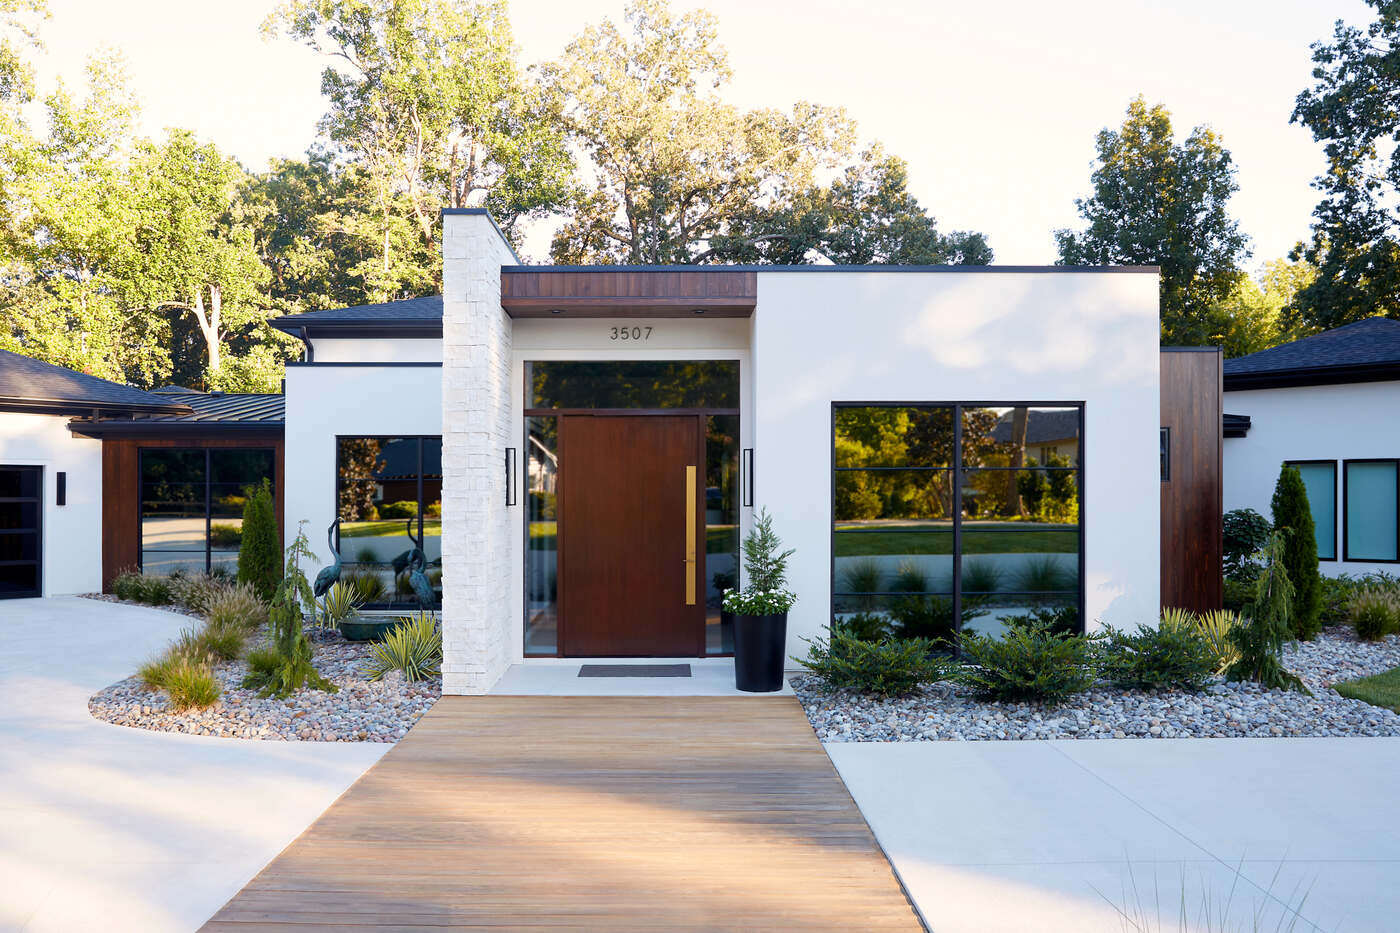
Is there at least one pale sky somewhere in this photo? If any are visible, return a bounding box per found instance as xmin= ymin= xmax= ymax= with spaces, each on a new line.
xmin=35 ymin=0 xmax=1374 ymax=267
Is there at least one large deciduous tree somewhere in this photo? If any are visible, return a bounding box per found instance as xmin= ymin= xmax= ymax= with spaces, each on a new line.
xmin=1289 ymin=0 xmax=1400 ymax=329
xmin=543 ymin=0 xmax=857 ymax=264
xmin=264 ymin=0 xmax=574 ymax=283
xmin=1056 ymin=97 xmax=1250 ymax=345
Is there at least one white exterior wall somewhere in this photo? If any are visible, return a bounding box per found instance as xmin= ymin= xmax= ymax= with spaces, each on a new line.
xmin=752 ymin=270 xmax=1162 ymax=653
xmin=311 ymin=337 xmax=442 ymax=364
xmin=1224 ymin=380 xmax=1400 ymax=577
xmin=440 ymin=212 xmax=517 ymax=695
xmin=282 ymin=364 xmax=442 ymax=571
xmin=0 ymin=411 xmax=102 ymax=595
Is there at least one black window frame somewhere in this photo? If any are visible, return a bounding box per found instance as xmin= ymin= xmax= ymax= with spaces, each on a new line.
xmin=0 ymin=465 xmax=42 ymax=599
xmin=333 ymin=435 xmax=443 ymax=609
xmin=1285 ymin=459 xmax=1338 ymax=562
xmin=138 ymin=447 xmax=276 ymax=576
xmin=1342 ymin=458 xmax=1400 ymax=564
xmin=830 ymin=401 xmax=1086 ymax=639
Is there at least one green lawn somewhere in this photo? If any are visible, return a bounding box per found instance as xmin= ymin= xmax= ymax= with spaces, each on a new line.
xmin=342 ymin=519 xmax=442 ymax=539
xmin=1334 ymin=666 xmax=1400 ymax=713
xmin=528 ymin=523 xmax=736 ymax=552
xmin=833 ymin=523 xmax=1078 ymax=556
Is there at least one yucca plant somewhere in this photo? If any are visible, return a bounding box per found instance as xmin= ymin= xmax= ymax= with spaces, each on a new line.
xmin=1159 ymin=606 xmax=1198 ymax=633
xmin=316 ymin=580 xmax=363 ymax=629
xmin=1195 ymin=609 xmax=1241 ymax=674
xmin=364 ymin=612 xmax=442 ymax=682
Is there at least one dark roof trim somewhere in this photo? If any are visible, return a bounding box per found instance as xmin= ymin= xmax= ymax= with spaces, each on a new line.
xmin=440 ymin=207 xmax=522 ymax=263
xmin=0 ymin=396 xmax=191 ymax=417
xmin=271 ymin=322 xmax=443 ymax=339
xmin=1161 ymin=346 xmax=1224 ymax=353
xmin=501 ymin=263 xmax=1160 ymax=274
xmin=1223 ymin=413 xmax=1252 ymax=438
xmin=285 ymin=361 xmax=441 ymax=368
xmin=1224 ymin=362 xmax=1400 ymax=391
xmin=68 ymin=420 xmax=284 ymax=439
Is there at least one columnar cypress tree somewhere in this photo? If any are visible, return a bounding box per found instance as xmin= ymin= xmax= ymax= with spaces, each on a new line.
xmin=1270 ymin=464 xmax=1321 ymax=640
xmin=237 ymin=479 xmax=280 ymax=601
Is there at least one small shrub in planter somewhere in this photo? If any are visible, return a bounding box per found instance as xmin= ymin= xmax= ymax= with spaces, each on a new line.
xmin=722 ymin=508 xmax=797 ymax=692
xmin=958 ymin=623 xmax=1102 ymax=706
xmin=113 ymin=570 xmax=174 ymax=605
xmin=1101 ymin=624 xmax=1216 ymax=692
xmin=1350 ymin=587 xmax=1400 ymax=641
xmin=798 ymin=629 xmax=955 ymax=698
xmin=365 ymin=612 xmax=442 ymax=682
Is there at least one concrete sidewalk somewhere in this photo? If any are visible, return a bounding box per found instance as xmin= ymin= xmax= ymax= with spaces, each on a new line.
xmin=829 ymin=737 xmax=1400 ymax=932
xmin=0 ymin=597 xmax=387 ymax=932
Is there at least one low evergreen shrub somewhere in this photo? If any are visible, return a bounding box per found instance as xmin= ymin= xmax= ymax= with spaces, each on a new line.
xmin=958 ymin=623 xmax=1101 ymax=706
xmin=797 ymin=629 xmax=954 ymax=698
xmin=831 ymin=612 xmax=890 ymax=643
xmin=889 ymin=594 xmax=959 ymax=645
xmin=1101 ymin=624 xmax=1216 ymax=692
xmin=1002 ymin=605 xmax=1081 ymax=636
xmin=112 ymin=570 xmax=174 ymax=605
xmin=1318 ymin=574 xmax=1360 ymax=628
xmin=365 ymin=612 xmax=442 ymax=682
xmin=1350 ymin=587 xmax=1400 ymax=641
xmin=1271 ymin=465 xmax=1322 ymax=640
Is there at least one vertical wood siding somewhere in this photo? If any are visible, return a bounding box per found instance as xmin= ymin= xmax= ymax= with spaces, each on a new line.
xmin=1160 ymin=349 xmax=1223 ymax=612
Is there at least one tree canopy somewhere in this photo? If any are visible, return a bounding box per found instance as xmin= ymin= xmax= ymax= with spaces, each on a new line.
xmin=1289 ymin=0 xmax=1400 ymax=330
xmin=1056 ymin=97 xmax=1250 ymax=346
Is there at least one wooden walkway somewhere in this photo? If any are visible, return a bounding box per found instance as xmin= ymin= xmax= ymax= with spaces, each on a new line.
xmin=203 ymin=696 xmax=922 ymax=931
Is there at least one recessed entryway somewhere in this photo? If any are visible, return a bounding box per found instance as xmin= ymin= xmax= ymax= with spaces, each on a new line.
xmin=0 ymin=465 xmax=41 ymax=599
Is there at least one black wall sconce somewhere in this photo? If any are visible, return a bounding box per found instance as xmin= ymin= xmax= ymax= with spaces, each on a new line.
xmin=741 ymin=448 xmax=754 ymax=507
xmin=56 ymin=471 xmax=66 ymax=506
xmin=505 ymin=447 xmax=517 ymax=506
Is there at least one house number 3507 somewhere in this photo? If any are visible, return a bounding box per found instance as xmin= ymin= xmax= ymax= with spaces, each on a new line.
xmin=609 ymin=326 xmax=652 ymax=340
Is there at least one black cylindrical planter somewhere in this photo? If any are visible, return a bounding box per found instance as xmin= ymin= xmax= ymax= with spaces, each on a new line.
xmin=733 ymin=612 xmax=788 ymax=692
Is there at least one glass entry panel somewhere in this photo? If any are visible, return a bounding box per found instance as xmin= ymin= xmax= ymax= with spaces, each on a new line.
xmin=141 ymin=449 xmax=275 ymax=576
xmin=524 ymin=359 xmax=740 ymax=656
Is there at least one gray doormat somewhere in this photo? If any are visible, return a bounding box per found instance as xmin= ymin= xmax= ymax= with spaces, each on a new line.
xmin=577 ymin=664 xmax=692 ymax=678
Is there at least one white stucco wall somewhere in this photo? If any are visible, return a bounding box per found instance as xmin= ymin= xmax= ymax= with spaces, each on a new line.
xmin=0 ymin=411 xmax=102 ymax=595
xmin=282 ymin=363 xmax=442 ymax=572
xmin=751 ymin=269 xmax=1162 ymax=653
xmin=1224 ymin=380 xmax=1400 ymax=576
xmin=311 ymin=337 xmax=442 ymax=364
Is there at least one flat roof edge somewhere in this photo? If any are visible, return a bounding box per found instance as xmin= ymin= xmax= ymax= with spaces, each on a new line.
xmin=501 ymin=264 xmax=1160 ymax=273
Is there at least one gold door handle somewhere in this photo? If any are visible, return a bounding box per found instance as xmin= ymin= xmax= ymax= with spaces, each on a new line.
xmin=685 ymin=465 xmax=697 ymax=606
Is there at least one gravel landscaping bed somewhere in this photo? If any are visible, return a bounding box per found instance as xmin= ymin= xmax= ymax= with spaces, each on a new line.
xmin=795 ymin=627 xmax=1400 ymax=742
xmin=89 ymin=628 xmax=440 ymax=742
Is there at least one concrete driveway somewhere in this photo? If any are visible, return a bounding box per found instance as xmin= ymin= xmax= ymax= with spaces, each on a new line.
xmin=0 ymin=597 xmax=387 ymax=932
xmin=829 ymin=738 xmax=1400 ymax=932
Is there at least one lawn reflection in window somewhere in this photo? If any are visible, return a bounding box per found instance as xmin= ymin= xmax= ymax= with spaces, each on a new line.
xmin=335 ymin=436 xmax=442 ymax=609
xmin=832 ymin=404 xmax=1083 ymax=644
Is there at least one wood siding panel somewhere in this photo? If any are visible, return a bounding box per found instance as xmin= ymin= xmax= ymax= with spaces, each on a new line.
xmin=101 ymin=434 xmax=284 ymax=590
xmin=1160 ymin=349 xmax=1223 ymax=612
xmin=500 ymin=269 xmax=757 ymax=317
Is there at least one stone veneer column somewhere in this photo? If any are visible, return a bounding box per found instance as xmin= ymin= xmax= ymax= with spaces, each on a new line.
xmin=440 ymin=209 xmax=516 ymax=694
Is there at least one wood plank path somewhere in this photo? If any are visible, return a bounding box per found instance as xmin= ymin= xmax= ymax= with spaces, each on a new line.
xmin=202 ymin=695 xmax=922 ymax=931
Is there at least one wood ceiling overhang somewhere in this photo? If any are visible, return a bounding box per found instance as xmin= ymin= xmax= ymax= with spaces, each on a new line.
xmin=500 ymin=268 xmax=757 ymax=318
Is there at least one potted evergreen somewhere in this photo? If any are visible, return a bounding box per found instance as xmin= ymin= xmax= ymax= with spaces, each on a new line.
xmin=722 ymin=508 xmax=796 ymax=692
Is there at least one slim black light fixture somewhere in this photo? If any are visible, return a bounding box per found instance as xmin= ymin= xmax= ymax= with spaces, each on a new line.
xmin=56 ymin=471 xmax=66 ymax=506
xmin=505 ymin=447 xmax=518 ymax=506
xmin=741 ymin=448 xmax=754 ymax=507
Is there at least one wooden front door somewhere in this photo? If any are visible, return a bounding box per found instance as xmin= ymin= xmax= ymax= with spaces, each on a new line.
xmin=558 ymin=414 xmax=704 ymax=656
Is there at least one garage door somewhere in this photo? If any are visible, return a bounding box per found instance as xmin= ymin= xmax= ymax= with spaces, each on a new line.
xmin=0 ymin=466 xmax=41 ymax=598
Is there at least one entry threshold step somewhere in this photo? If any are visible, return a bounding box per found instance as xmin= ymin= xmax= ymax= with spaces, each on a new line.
xmin=577 ymin=664 xmax=692 ymax=678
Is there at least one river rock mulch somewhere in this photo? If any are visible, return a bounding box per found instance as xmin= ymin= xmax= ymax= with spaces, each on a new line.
xmin=795 ymin=627 xmax=1400 ymax=742
xmin=89 ymin=628 xmax=440 ymax=742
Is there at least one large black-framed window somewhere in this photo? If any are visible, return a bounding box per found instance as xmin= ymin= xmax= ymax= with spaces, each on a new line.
xmin=0 ymin=466 xmax=42 ymax=598
xmin=335 ymin=436 xmax=442 ymax=609
xmin=1344 ymin=458 xmax=1399 ymax=563
xmin=1286 ymin=460 xmax=1337 ymax=562
xmin=523 ymin=359 xmax=741 ymax=657
xmin=140 ymin=448 xmax=276 ymax=576
xmin=832 ymin=402 xmax=1084 ymax=642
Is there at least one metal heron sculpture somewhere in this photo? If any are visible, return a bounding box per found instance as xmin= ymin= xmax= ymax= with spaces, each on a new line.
xmin=313 ymin=520 xmax=343 ymax=598
xmin=404 ymin=522 xmax=435 ymax=610
xmin=390 ymin=518 xmax=423 ymax=576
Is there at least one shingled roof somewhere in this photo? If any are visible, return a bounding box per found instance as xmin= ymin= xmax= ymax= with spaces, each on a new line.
xmin=1224 ymin=318 xmax=1400 ymax=389
xmin=271 ymin=296 xmax=443 ymax=339
xmin=990 ymin=408 xmax=1080 ymax=445
xmin=68 ymin=391 xmax=284 ymax=437
xmin=0 ymin=349 xmax=190 ymax=415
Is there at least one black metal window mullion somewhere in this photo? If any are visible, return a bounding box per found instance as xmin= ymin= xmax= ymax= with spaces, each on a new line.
xmin=204 ymin=448 xmax=213 ymax=574
xmin=951 ymin=403 xmax=963 ymax=642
